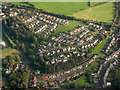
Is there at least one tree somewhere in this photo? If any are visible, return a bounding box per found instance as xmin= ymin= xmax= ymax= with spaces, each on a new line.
xmin=15 ymin=55 xmax=21 ymax=62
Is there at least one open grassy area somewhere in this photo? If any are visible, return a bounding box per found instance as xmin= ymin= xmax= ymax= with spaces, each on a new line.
xmin=0 ymin=48 xmax=19 ymax=58
xmin=84 ymin=62 xmax=99 ymax=71
xmin=73 ymin=2 xmax=114 ymax=23
xmin=52 ymin=21 xmax=84 ymax=35
xmin=72 ymin=75 xmax=92 ymax=88
xmin=61 ymin=75 xmax=92 ymax=88
xmin=30 ymin=2 xmax=89 ymax=16
xmin=91 ymin=35 xmax=109 ymax=55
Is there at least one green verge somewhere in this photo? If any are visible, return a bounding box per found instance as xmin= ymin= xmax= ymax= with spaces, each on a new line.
xmin=52 ymin=21 xmax=84 ymax=35
xmin=84 ymin=62 xmax=99 ymax=71
xmin=61 ymin=75 xmax=92 ymax=88
xmin=91 ymin=35 xmax=109 ymax=55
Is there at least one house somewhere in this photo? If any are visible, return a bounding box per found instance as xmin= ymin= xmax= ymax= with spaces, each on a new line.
xmin=72 ymin=73 xmax=78 ymax=78
xmin=48 ymin=82 xmax=55 ymax=86
xmin=51 ymin=60 xmax=55 ymax=64
xmin=65 ymin=76 xmax=71 ymax=80
xmin=0 ymin=40 xmax=6 ymax=46
xmin=62 ymin=58 xmax=67 ymax=62
xmin=40 ymin=75 xmax=49 ymax=80
xmin=106 ymin=82 xmax=111 ymax=86
xmin=31 ymin=76 xmax=37 ymax=87
xmin=5 ymin=68 xmax=11 ymax=74
xmin=13 ymin=64 xmax=19 ymax=70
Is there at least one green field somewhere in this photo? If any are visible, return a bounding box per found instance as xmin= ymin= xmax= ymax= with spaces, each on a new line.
xmin=0 ymin=48 xmax=19 ymax=58
xmin=52 ymin=21 xmax=84 ymax=35
xmin=73 ymin=2 xmax=114 ymax=23
xmin=30 ymin=2 xmax=89 ymax=16
xmin=85 ymin=62 xmax=99 ymax=71
xmin=91 ymin=35 xmax=109 ymax=55
xmin=61 ymin=75 xmax=92 ymax=88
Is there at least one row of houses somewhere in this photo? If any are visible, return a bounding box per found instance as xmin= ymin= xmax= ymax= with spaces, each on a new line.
xmin=81 ymin=39 xmax=99 ymax=49
xmin=45 ymin=51 xmax=82 ymax=65
xmin=34 ymin=24 xmax=47 ymax=34
xmin=28 ymin=19 xmax=40 ymax=28
xmin=51 ymin=28 xmax=90 ymax=45
xmin=105 ymin=48 xmax=120 ymax=61
xmin=105 ymin=37 xmax=116 ymax=53
xmin=40 ymin=13 xmax=70 ymax=25
xmin=69 ymin=25 xmax=85 ymax=35
xmin=41 ymin=46 xmax=76 ymax=56
xmin=5 ymin=61 xmax=25 ymax=75
xmin=88 ymin=23 xmax=103 ymax=30
xmin=42 ymin=24 xmax=58 ymax=37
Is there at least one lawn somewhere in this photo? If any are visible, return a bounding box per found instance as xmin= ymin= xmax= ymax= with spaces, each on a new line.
xmin=72 ymin=75 xmax=92 ymax=88
xmin=84 ymin=62 xmax=99 ymax=71
xmin=52 ymin=21 xmax=84 ymax=35
xmin=30 ymin=2 xmax=89 ymax=16
xmin=61 ymin=75 xmax=92 ymax=88
xmin=73 ymin=2 xmax=114 ymax=23
xmin=91 ymin=35 xmax=109 ymax=55
xmin=0 ymin=48 xmax=19 ymax=58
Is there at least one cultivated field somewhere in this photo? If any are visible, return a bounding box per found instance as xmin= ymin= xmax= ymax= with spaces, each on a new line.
xmin=73 ymin=2 xmax=114 ymax=23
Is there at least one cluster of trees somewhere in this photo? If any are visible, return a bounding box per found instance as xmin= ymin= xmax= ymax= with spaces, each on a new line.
xmin=109 ymin=63 xmax=120 ymax=89
xmin=2 ymin=55 xmax=30 ymax=89
xmin=8 ymin=68 xmax=30 ymax=88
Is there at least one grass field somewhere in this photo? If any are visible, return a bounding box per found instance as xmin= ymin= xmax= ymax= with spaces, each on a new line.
xmin=73 ymin=2 xmax=114 ymax=23
xmin=52 ymin=21 xmax=84 ymax=35
xmin=61 ymin=75 xmax=92 ymax=88
xmin=91 ymin=35 xmax=109 ymax=55
xmin=30 ymin=2 xmax=89 ymax=16
xmin=85 ymin=62 xmax=99 ymax=71
xmin=72 ymin=76 xmax=92 ymax=88
xmin=0 ymin=48 xmax=19 ymax=58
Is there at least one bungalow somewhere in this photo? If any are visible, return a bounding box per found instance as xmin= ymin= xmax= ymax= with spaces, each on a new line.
xmin=65 ymin=76 xmax=71 ymax=80
xmin=35 ymin=24 xmax=47 ymax=34
xmin=72 ymin=73 xmax=78 ymax=78
xmin=5 ymin=68 xmax=11 ymax=74
xmin=62 ymin=58 xmax=67 ymax=62
xmin=48 ymin=82 xmax=55 ymax=86
xmin=51 ymin=60 xmax=55 ymax=64
xmin=30 ymin=76 xmax=37 ymax=87
xmin=0 ymin=40 xmax=6 ymax=46
xmin=40 ymin=75 xmax=49 ymax=80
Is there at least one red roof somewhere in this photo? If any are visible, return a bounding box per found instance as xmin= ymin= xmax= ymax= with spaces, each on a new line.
xmin=33 ymin=76 xmax=37 ymax=81
xmin=33 ymin=81 xmax=37 ymax=87
xmin=48 ymin=82 xmax=55 ymax=85
xmin=72 ymin=74 xmax=77 ymax=77
xmin=65 ymin=76 xmax=71 ymax=80
xmin=40 ymin=75 xmax=49 ymax=80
